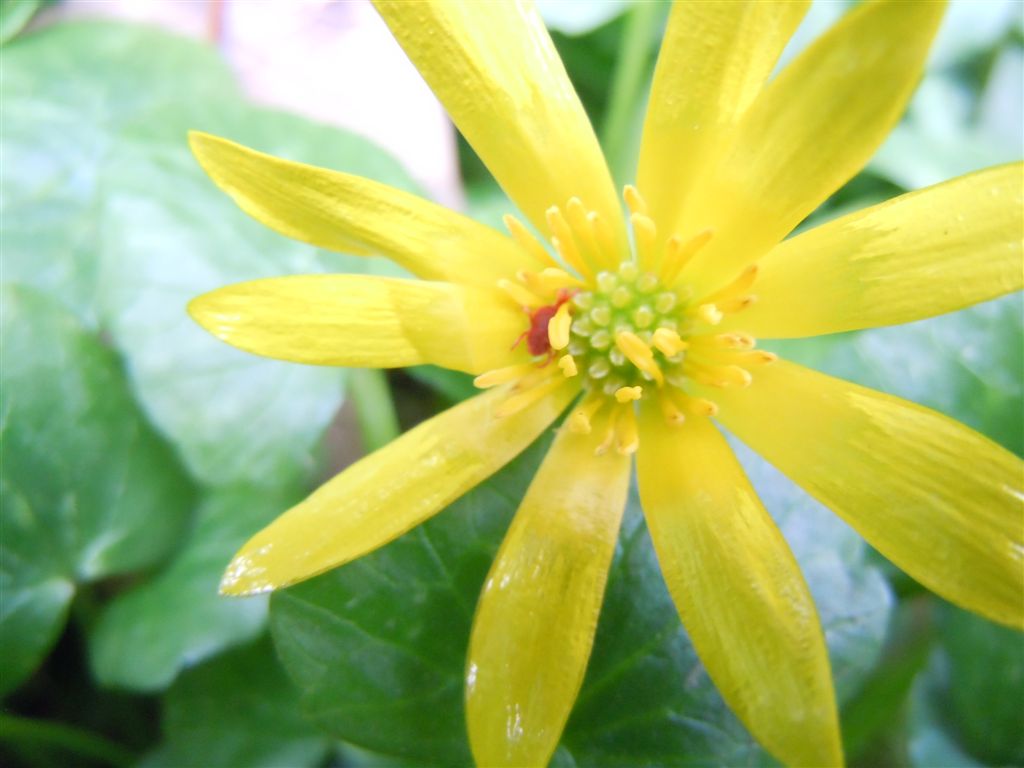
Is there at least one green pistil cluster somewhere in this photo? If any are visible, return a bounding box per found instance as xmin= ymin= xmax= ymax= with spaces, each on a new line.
xmin=569 ymin=261 xmax=687 ymax=395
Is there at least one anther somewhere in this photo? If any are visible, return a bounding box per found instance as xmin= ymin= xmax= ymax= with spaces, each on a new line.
xmin=695 ymin=303 xmax=723 ymax=326
xmin=498 ymin=278 xmax=543 ymax=308
xmin=661 ymin=228 xmax=714 ymax=284
xmin=595 ymin=407 xmax=621 ymax=456
xmin=703 ymin=264 xmax=760 ymax=305
xmin=615 ymin=385 xmax=642 ymax=403
xmin=652 ymin=327 xmax=687 ymax=357
xmin=473 ymin=363 xmax=535 ymax=389
xmin=685 ymin=360 xmax=752 ymax=388
xmin=718 ymin=295 xmax=758 ymax=314
xmin=623 ymin=185 xmax=649 ymax=216
xmin=711 ymin=332 xmax=756 ymax=349
xmin=673 ymin=390 xmax=719 ymax=417
xmin=615 ymin=330 xmax=665 ymax=386
xmin=494 ymin=374 xmax=565 ymax=418
xmin=565 ymin=197 xmax=601 ymax=265
xmin=558 ymin=354 xmax=578 ymax=378
xmin=504 ymin=214 xmax=560 ymax=270
xmin=631 ymin=213 xmax=658 ymax=270
xmin=568 ymin=393 xmax=604 ymax=434
xmin=616 ymin=405 xmax=639 ymax=455
xmin=658 ymin=391 xmax=686 ymax=425
xmin=546 ymin=207 xmax=590 ymax=278
xmin=548 ymin=302 xmax=572 ymax=350
xmin=587 ymin=211 xmax=616 ymax=265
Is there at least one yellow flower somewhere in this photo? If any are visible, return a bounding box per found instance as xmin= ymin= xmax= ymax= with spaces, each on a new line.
xmin=188 ymin=1 xmax=1023 ymax=766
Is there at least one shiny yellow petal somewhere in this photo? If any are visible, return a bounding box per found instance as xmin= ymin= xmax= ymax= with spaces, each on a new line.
xmin=373 ymin=0 xmax=626 ymax=267
xmin=221 ymin=383 xmax=575 ymax=595
xmin=466 ymin=417 xmax=631 ymax=767
xmin=636 ymin=407 xmax=842 ymax=768
xmin=709 ymin=360 xmax=1024 ymax=629
xmin=189 ymin=132 xmax=543 ymax=286
xmin=725 ymin=163 xmax=1024 ymax=338
xmin=189 ymin=275 xmax=526 ymax=375
xmin=638 ymin=1 xmax=808 ymax=240
xmin=684 ymin=0 xmax=946 ymax=294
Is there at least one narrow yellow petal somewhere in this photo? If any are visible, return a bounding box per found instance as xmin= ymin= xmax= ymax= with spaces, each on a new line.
xmin=188 ymin=275 xmax=525 ymax=375
xmin=708 ymin=360 xmax=1024 ymax=629
xmin=466 ymin=417 xmax=630 ymax=768
xmin=684 ymin=0 xmax=947 ymax=294
xmin=638 ymin=1 xmax=809 ymax=239
xmin=374 ymin=0 xmax=626 ymax=262
xmin=637 ymin=406 xmax=842 ymax=767
xmin=220 ymin=384 xmax=574 ymax=595
xmin=724 ymin=163 xmax=1024 ymax=338
xmin=188 ymin=132 xmax=542 ymax=286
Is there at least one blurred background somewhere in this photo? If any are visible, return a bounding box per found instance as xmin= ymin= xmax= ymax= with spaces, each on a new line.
xmin=1 ymin=1 xmax=1021 ymax=766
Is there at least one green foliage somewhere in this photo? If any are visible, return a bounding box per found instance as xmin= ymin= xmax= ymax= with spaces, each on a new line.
xmin=141 ymin=638 xmax=329 ymax=768
xmin=88 ymin=485 xmax=301 ymax=692
xmin=0 ymin=285 xmax=195 ymax=695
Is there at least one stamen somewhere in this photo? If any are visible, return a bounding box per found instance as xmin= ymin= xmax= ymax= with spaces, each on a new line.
xmin=732 ymin=350 xmax=778 ymax=366
xmin=652 ymin=327 xmax=687 ymax=357
xmin=503 ymin=214 xmax=560 ymax=270
xmin=587 ymin=211 xmax=616 ymax=265
xmin=661 ymin=228 xmax=714 ymax=284
xmin=565 ymin=198 xmax=602 ymax=266
xmin=623 ymin=185 xmax=648 ymax=216
xmin=547 ymin=206 xmax=591 ymax=278
xmin=718 ymin=295 xmax=758 ymax=314
xmin=473 ymin=363 xmax=537 ymax=389
xmin=494 ymin=373 xmax=565 ymax=418
xmin=672 ymin=389 xmax=719 ymax=417
xmin=615 ymin=405 xmax=639 ymax=455
xmin=631 ymin=213 xmax=658 ymax=271
xmin=695 ymin=303 xmax=723 ymax=326
xmin=614 ymin=330 xmax=665 ymax=386
xmin=595 ymin=406 xmax=621 ymax=456
xmin=710 ymin=332 xmax=756 ymax=350
xmin=568 ymin=392 xmax=604 ymax=434
xmin=498 ymin=278 xmax=543 ymax=308
xmin=684 ymin=360 xmax=753 ymax=388
xmin=658 ymin=390 xmax=686 ymax=425
xmin=558 ymin=354 xmax=578 ymax=378
xmin=517 ymin=267 xmax=584 ymax=295
xmin=703 ymin=264 xmax=760 ymax=305
xmin=614 ymin=385 xmax=642 ymax=403
xmin=548 ymin=302 xmax=572 ymax=350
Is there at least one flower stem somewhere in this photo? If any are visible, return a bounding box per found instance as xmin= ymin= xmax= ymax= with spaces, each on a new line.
xmin=600 ymin=1 xmax=663 ymax=183
xmin=0 ymin=715 xmax=135 ymax=768
xmin=348 ymin=368 xmax=401 ymax=452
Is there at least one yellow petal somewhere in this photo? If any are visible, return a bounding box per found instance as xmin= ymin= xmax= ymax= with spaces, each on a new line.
xmin=637 ymin=1 xmax=808 ymax=240
xmin=708 ymin=360 xmax=1024 ymax=630
xmin=189 ymin=275 xmax=526 ymax=375
xmin=725 ymin=163 xmax=1024 ymax=338
xmin=221 ymin=383 xmax=575 ymax=595
xmin=636 ymin=406 xmax=842 ymax=768
xmin=189 ymin=132 xmax=542 ymax=287
xmin=373 ymin=0 xmax=626 ymax=268
xmin=466 ymin=417 xmax=631 ymax=767
xmin=684 ymin=0 xmax=947 ymax=294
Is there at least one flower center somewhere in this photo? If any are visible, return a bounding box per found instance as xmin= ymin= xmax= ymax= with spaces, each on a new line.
xmin=475 ymin=186 xmax=777 ymax=455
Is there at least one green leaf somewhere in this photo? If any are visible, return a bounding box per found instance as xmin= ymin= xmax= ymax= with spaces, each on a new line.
xmin=2 ymin=20 xmax=420 ymax=485
xmin=269 ymin=425 xmax=892 ymax=765
xmin=141 ymin=638 xmax=329 ymax=768
xmin=0 ymin=0 xmax=40 ymax=45
xmin=88 ymin=484 xmax=301 ymax=692
xmin=922 ymin=606 xmax=1024 ymax=764
xmin=0 ymin=284 xmax=195 ymax=695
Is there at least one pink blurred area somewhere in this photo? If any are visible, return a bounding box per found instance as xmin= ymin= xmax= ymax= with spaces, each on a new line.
xmin=37 ymin=0 xmax=464 ymax=208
